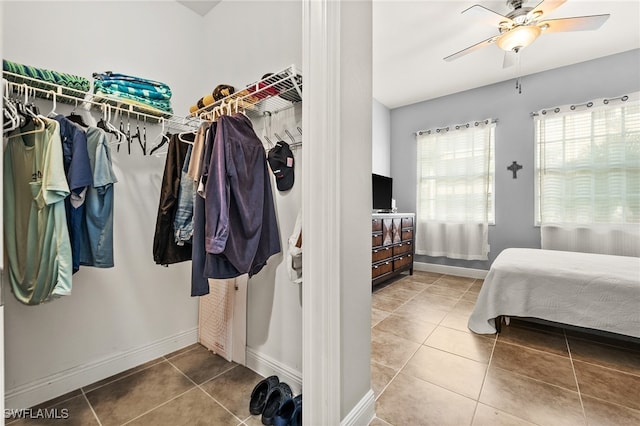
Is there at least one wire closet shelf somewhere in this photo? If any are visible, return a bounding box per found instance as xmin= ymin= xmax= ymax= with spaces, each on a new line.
xmin=190 ymin=65 xmax=302 ymax=120
xmin=2 ymin=71 xmax=201 ymax=130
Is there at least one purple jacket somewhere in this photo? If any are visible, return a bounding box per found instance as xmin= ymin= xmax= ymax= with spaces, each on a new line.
xmin=204 ymin=114 xmax=280 ymax=276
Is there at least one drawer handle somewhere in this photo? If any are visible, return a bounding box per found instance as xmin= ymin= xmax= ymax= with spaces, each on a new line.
xmin=373 ymin=249 xmax=378 ymax=253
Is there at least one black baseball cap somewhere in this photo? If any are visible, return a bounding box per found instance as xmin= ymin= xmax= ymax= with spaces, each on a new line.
xmin=267 ymin=141 xmax=295 ymax=191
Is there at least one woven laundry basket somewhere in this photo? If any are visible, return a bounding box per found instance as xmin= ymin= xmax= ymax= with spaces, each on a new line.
xmin=198 ymin=279 xmax=236 ymax=362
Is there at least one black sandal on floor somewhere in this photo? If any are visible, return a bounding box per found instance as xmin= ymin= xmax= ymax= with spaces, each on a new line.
xmin=249 ymin=375 xmax=280 ymax=415
xmin=261 ymin=382 xmax=293 ymax=425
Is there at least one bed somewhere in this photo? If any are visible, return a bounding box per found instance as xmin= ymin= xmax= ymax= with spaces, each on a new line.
xmin=467 ymin=248 xmax=640 ymax=338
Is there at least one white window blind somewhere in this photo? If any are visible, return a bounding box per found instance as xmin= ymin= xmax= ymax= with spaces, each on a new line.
xmin=534 ymin=93 xmax=640 ymax=256
xmin=415 ymin=120 xmax=495 ymax=260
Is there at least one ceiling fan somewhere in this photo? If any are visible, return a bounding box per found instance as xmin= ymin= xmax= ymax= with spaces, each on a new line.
xmin=444 ymin=0 xmax=610 ymax=67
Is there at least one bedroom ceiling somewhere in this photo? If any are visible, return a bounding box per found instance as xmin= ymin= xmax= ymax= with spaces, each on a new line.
xmin=177 ymin=0 xmax=640 ymax=109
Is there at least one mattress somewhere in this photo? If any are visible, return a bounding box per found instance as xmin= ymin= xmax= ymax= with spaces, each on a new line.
xmin=467 ymin=248 xmax=640 ymax=338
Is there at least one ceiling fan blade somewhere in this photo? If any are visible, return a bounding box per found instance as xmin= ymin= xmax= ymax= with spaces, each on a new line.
xmin=503 ymin=51 xmax=518 ymax=69
xmin=526 ymin=0 xmax=567 ymax=21
xmin=444 ymin=35 xmax=499 ymax=62
xmin=538 ymin=14 xmax=610 ymax=33
xmin=462 ymin=4 xmax=514 ymax=28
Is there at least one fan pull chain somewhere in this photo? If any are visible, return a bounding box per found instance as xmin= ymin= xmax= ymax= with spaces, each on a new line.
xmin=515 ymin=52 xmax=522 ymax=94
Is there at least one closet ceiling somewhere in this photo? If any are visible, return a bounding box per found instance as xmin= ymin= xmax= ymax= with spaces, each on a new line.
xmin=177 ymin=1 xmax=640 ymax=109
xmin=177 ymin=0 xmax=221 ymax=16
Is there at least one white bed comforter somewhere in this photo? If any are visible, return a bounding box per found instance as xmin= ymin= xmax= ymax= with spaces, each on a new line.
xmin=468 ymin=248 xmax=640 ymax=338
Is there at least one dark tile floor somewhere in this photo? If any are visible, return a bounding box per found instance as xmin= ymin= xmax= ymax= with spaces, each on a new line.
xmin=8 ymin=271 xmax=640 ymax=425
xmin=6 ymin=344 xmax=268 ymax=426
xmin=371 ymin=271 xmax=640 ymax=426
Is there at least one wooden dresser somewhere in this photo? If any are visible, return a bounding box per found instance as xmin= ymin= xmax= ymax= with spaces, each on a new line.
xmin=371 ymin=213 xmax=415 ymax=286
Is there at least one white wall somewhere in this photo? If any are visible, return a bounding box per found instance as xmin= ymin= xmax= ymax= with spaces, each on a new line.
xmin=339 ymin=1 xmax=373 ymax=419
xmin=372 ymin=98 xmax=390 ymax=176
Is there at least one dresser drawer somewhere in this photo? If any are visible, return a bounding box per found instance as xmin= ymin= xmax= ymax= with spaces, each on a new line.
xmin=401 ymin=216 xmax=413 ymax=229
xmin=401 ymin=229 xmax=413 ymax=242
xmin=372 ymin=234 xmax=383 ymax=248
xmin=382 ymin=219 xmax=394 ymax=246
xmin=372 ymin=261 xmax=392 ymax=279
xmin=392 ymin=219 xmax=402 ymax=244
xmin=372 ymin=246 xmax=393 ymax=263
xmin=372 ymin=218 xmax=383 ymax=233
xmin=393 ymin=254 xmax=413 ymax=270
xmin=393 ymin=241 xmax=412 ymax=256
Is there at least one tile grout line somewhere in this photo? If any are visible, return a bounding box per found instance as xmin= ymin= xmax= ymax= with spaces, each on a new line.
xmin=469 ymin=331 xmax=499 ymax=426
xmin=116 ymin=357 xmax=205 ymax=425
xmin=119 ymin=387 xmax=198 ymax=425
xmin=372 ymin=281 xmax=443 ymax=403
xmin=373 ymin=274 xmax=475 ymax=402
xmin=164 ymin=357 xmax=244 ymax=424
xmin=565 ymin=329 xmax=588 ymax=426
xmin=81 ymin=357 xmax=167 ymax=394
xmin=116 ymin=355 xmax=239 ymax=425
xmin=80 ymin=388 xmax=103 ymax=426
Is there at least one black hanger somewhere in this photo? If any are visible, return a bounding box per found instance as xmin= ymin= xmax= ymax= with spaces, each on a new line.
xmin=149 ymin=132 xmax=171 ymax=156
xmin=130 ymin=122 xmax=147 ymax=155
xmin=67 ymin=111 xmax=88 ymax=128
xmin=97 ymin=118 xmax=121 ymax=142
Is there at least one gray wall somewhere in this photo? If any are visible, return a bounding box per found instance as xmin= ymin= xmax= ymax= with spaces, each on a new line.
xmin=372 ymin=98 xmax=391 ymax=176
xmin=390 ymin=49 xmax=640 ymax=270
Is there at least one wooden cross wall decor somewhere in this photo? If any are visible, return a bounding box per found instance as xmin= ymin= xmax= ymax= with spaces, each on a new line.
xmin=507 ymin=161 xmax=523 ymax=179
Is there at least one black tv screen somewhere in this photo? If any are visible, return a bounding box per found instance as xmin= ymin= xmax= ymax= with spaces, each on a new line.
xmin=372 ymin=174 xmax=393 ymax=211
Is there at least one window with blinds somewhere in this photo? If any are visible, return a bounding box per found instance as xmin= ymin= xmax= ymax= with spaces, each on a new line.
xmin=415 ymin=120 xmax=495 ymax=260
xmin=416 ymin=122 xmax=495 ymax=224
xmin=534 ymin=98 xmax=640 ymax=226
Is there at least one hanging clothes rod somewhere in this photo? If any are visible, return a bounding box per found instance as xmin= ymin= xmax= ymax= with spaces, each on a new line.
xmin=191 ymin=64 xmax=302 ymax=119
xmin=2 ymin=71 xmax=200 ymax=127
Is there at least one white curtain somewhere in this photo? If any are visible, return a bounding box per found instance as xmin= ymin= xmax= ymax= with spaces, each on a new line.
xmin=415 ymin=120 xmax=494 ymax=260
xmin=535 ymin=93 xmax=640 ymax=257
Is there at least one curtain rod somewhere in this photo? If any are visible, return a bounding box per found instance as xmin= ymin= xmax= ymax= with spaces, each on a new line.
xmin=415 ymin=118 xmax=497 ymax=137
xmin=530 ymin=94 xmax=631 ymax=117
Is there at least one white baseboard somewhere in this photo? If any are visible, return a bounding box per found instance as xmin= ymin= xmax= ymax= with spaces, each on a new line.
xmin=245 ymin=347 xmax=302 ymax=396
xmin=414 ymin=261 xmax=488 ymax=279
xmin=5 ymin=327 xmax=198 ymax=410
xmin=341 ymin=389 xmax=375 ymax=426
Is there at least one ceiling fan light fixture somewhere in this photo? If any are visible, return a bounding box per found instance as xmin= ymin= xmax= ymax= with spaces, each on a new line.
xmin=496 ymin=25 xmax=541 ymax=52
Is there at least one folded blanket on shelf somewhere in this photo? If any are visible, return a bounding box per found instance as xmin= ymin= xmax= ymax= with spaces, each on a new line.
xmin=94 ymin=88 xmax=173 ymax=115
xmin=94 ymin=79 xmax=171 ymax=101
xmin=3 ymin=59 xmax=90 ymax=98
xmin=93 ymin=71 xmax=173 ymax=115
xmin=93 ymin=71 xmax=170 ymax=90
xmin=93 ymin=92 xmax=173 ymax=118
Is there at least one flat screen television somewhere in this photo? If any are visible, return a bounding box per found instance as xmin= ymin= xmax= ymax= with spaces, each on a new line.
xmin=372 ymin=173 xmax=393 ymax=212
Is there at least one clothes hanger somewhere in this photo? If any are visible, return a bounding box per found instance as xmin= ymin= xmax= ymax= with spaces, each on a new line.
xmin=66 ymin=98 xmax=89 ymax=127
xmin=99 ymin=104 xmax=126 ymax=146
xmin=46 ymin=90 xmax=58 ymax=117
xmin=178 ymin=130 xmax=195 ymax=145
xmin=3 ymin=97 xmax=20 ymax=133
xmin=149 ymin=118 xmax=170 ymax=155
xmin=129 ymin=120 xmax=146 ymax=155
xmin=3 ymin=81 xmax=21 ymax=132
xmin=284 ymin=129 xmax=296 ymax=144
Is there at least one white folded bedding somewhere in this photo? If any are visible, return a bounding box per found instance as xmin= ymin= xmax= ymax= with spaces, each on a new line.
xmin=468 ymin=248 xmax=640 ymax=338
